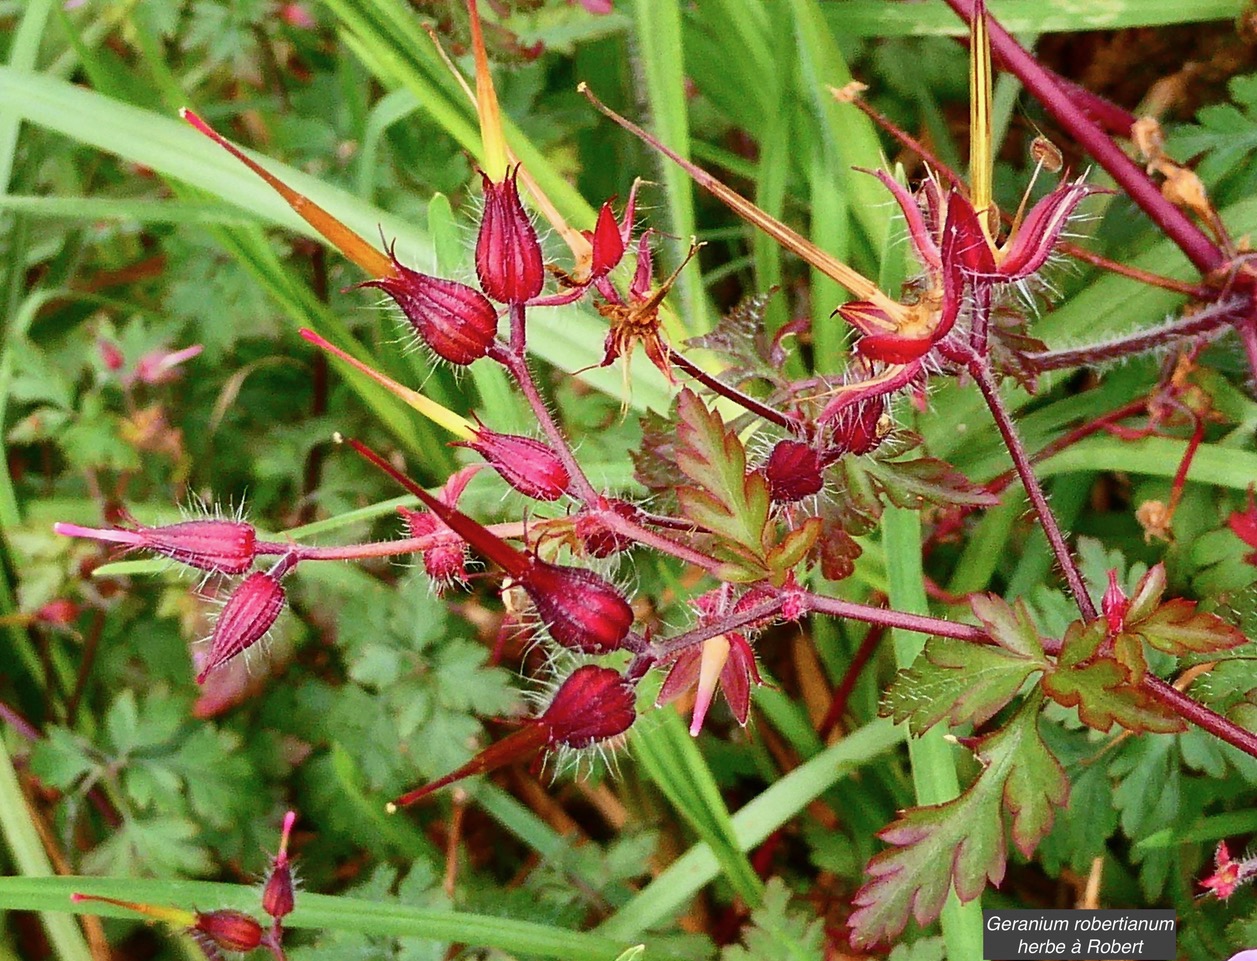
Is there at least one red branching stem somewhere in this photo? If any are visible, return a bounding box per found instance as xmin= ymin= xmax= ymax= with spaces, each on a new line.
xmin=652 ymin=599 xmax=785 ymax=661
xmin=252 ymin=526 xmax=524 ymax=562
xmin=969 ymin=357 xmax=1096 ymax=619
xmin=1143 ymin=676 xmax=1257 ymax=759
xmin=984 ymin=397 xmax=1149 ymax=496
xmin=598 ymin=509 xmax=724 ymax=572
xmin=799 ymin=593 xmax=988 ymax=643
xmin=1165 ymin=409 xmax=1206 ymax=521
xmin=1025 ymin=298 xmax=1243 ymax=371
xmin=671 ymin=351 xmax=801 ymax=431
xmin=940 ymin=0 xmax=1226 ymax=277
xmin=495 ymin=304 xmax=599 ymax=503
xmin=818 ymin=623 xmax=885 ymax=740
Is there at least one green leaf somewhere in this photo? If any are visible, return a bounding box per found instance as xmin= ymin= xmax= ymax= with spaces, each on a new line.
xmin=1130 ymin=599 xmax=1247 ymax=656
xmin=674 ymin=388 xmax=770 ymax=570
xmin=720 ymin=878 xmax=822 ymax=961
xmin=883 ymin=635 xmax=1046 ymax=735
xmin=1042 ymin=622 xmax=1186 ymax=734
xmin=863 ymin=456 xmax=999 ymax=511
xmin=849 ymin=696 xmax=1067 ymax=948
xmin=970 ymin=594 xmax=1048 ymax=659
xmin=82 ymin=816 xmax=214 ymax=878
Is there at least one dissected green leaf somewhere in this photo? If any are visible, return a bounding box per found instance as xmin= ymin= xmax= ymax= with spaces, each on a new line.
xmin=720 ymin=878 xmax=823 ymax=961
xmin=883 ymin=635 xmax=1045 ymax=735
xmin=970 ymin=594 xmax=1046 ymax=659
xmin=862 ymin=456 xmax=999 ymax=511
xmin=849 ymin=696 xmax=1067 ymax=947
xmin=1131 ymin=599 xmax=1247 ymax=655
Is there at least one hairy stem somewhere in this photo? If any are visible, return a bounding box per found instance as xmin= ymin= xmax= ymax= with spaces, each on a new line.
xmin=253 ymin=524 xmax=525 ymax=561
xmin=1026 ymin=298 xmax=1242 ymax=371
xmin=496 ymin=304 xmax=599 ymax=503
xmin=799 ymin=591 xmax=987 ymax=642
xmin=969 ymin=358 xmax=1095 ymax=618
xmin=670 ymin=352 xmax=801 ymax=431
xmin=1143 ymin=676 xmax=1257 ymax=759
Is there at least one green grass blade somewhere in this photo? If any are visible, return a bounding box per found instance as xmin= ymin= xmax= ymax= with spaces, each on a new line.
xmin=629 ymin=0 xmax=708 ymax=336
xmin=630 ymin=710 xmax=764 ymax=906
xmin=0 ymin=741 xmax=93 ymax=961
xmin=824 ymin=0 xmax=1243 ymax=36
xmin=0 ymin=875 xmax=633 ymax=961
xmin=882 ymin=506 xmax=984 ymax=960
xmin=601 ymin=718 xmax=904 ymax=938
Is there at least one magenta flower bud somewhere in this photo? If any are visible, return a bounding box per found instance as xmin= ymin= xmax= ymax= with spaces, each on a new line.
xmin=763 ymin=440 xmax=823 ymax=503
xmin=193 ymin=910 xmax=263 ymax=953
xmin=456 ymin=424 xmax=570 ymax=501
xmin=54 ymin=515 xmax=257 ymax=575
xmin=1102 ymin=569 xmax=1128 ymax=637
xmin=197 ymin=557 xmax=292 ymax=684
xmin=574 ymin=498 xmax=637 ymax=557
xmin=399 ymin=506 xmax=468 ymax=589
xmin=98 ymin=339 xmax=125 ymax=371
xmin=358 ymin=245 xmax=498 ymax=366
xmin=389 ymin=666 xmax=635 ymax=809
xmin=262 ymin=811 xmax=297 ymax=919
xmin=542 ymin=665 xmax=637 ymax=749
xmin=589 ymin=201 xmax=625 ymax=279
xmin=475 ymin=165 xmax=545 ymax=304
xmin=524 ymin=560 xmax=634 ymax=653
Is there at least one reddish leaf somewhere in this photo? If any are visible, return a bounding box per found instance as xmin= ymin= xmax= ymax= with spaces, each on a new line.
xmin=1131 ymin=599 xmax=1247 ymax=656
xmin=850 ymin=696 xmax=1066 ymax=948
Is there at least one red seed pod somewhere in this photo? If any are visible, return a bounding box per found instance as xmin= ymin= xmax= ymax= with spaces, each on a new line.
xmin=763 ymin=440 xmax=824 ymax=503
xmin=193 ymin=910 xmax=264 ymax=953
xmin=542 ymin=665 xmax=637 ymax=749
xmin=359 ymin=246 xmax=498 ymax=366
xmin=523 ymin=560 xmax=634 ymax=653
xmin=456 ymin=425 xmax=570 ymax=502
xmin=197 ymin=558 xmax=292 ymax=684
xmin=263 ymin=811 xmax=297 ymax=919
xmin=476 ymin=166 xmax=545 ymax=304
xmin=54 ymin=517 xmax=257 ymax=575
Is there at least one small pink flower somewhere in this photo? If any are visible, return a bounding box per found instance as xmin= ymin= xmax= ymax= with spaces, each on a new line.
xmin=390 ymin=665 xmax=636 ymax=809
xmin=358 ymin=243 xmax=499 ymax=365
xmin=98 ymin=339 xmax=125 ymax=371
xmin=54 ymin=513 xmax=258 ymax=575
xmin=476 ymin=165 xmax=545 ymax=305
xmin=36 ymin=598 xmax=80 ymax=626
xmin=1201 ymin=840 xmax=1257 ymax=900
xmin=279 ymin=3 xmax=316 ymax=28
xmin=131 ymin=344 xmax=204 ymax=386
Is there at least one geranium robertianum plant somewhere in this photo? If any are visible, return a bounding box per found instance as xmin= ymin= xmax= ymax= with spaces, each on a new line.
xmin=33 ymin=0 xmax=1257 ymax=955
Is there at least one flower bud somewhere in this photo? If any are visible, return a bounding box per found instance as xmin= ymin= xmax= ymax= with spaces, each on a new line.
xmin=827 ymin=396 xmax=886 ymax=457
xmin=589 ymin=201 xmax=625 ymax=279
xmin=359 ymin=246 xmax=498 ymax=365
xmin=523 ymin=560 xmax=634 ymax=653
xmin=1102 ymin=569 xmax=1128 ymax=638
xmin=54 ymin=516 xmax=257 ymax=575
xmin=763 ymin=440 xmax=823 ymax=503
xmin=574 ymin=498 xmax=637 ymax=557
xmin=541 ymin=665 xmax=637 ymax=749
xmin=475 ymin=166 xmax=545 ymax=304
xmin=197 ymin=557 xmax=292 ymax=684
xmin=193 ymin=910 xmax=264 ymax=953
xmin=399 ymin=506 xmax=468 ymax=589
xmin=262 ymin=811 xmax=297 ymax=919
xmin=456 ymin=425 xmax=570 ymax=501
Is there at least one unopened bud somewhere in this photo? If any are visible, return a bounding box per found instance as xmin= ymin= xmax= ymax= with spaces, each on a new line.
xmin=262 ymin=811 xmax=297 ymax=919
xmin=541 ymin=665 xmax=637 ymax=749
xmin=197 ymin=557 xmax=293 ymax=684
xmin=193 ymin=910 xmax=264 ymax=953
xmin=574 ymin=498 xmax=637 ymax=557
xmin=54 ymin=516 xmax=257 ymax=575
xmin=589 ymin=201 xmax=625 ymax=279
xmin=476 ymin=166 xmax=545 ymax=304
xmin=457 ymin=425 xmax=570 ymax=501
xmin=764 ymin=440 xmax=823 ymax=503
xmin=360 ymin=246 xmax=498 ymax=365
xmin=399 ymin=506 xmax=468 ymax=589
xmin=523 ymin=560 xmax=633 ymax=653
